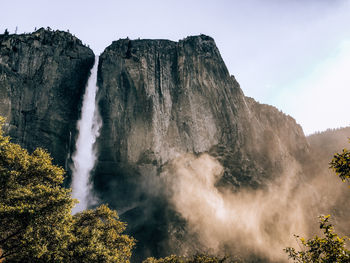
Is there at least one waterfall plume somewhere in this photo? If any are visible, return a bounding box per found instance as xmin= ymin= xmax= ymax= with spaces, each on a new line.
xmin=71 ymin=56 xmax=101 ymax=214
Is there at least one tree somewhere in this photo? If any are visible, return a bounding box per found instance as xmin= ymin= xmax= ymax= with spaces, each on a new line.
xmin=284 ymin=142 xmax=350 ymax=262
xmin=330 ymin=145 xmax=350 ymax=183
xmin=0 ymin=117 xmax=74 ymax=262
xmin=0 ymin=117 xmax=134 ymax=262
xmin=284 ymin=215 xmax=350 ymax=263
xmin=69 ymin=205 xmax=135 ymax=263
xmin=142 ymin=254 xmax=235 ymax=263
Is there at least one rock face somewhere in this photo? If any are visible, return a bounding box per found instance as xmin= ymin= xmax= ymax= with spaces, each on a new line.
xmin=97 ymin=35 xmax=309 ymax=184
xmin=0 ymin=28 xmax=94 ymax=169
xmin=95 ymin=35 xmax=310 ymax=260
xmin=0 ymin=29 xmax=318 ymax=261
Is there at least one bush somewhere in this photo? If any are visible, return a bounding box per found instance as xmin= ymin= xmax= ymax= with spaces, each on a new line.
xmin=0 ymin=117 xmax=134 ymax=262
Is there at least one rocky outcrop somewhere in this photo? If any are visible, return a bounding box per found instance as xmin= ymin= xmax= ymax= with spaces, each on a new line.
xmin=95 ymin=35 xmax=311 ymax=260
xmin=0 ymin=28 xmax=94 ymax=169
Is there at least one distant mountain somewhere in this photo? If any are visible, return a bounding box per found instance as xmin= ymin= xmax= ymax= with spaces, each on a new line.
xmin=308 ymin=127 xmax=350 ymax=164
xmin=306 ymin=127 xmax=350 ymax=236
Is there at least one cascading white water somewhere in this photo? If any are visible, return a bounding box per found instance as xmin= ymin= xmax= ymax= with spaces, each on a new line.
xmin=71 ymin=56 xmax=101 ymax=214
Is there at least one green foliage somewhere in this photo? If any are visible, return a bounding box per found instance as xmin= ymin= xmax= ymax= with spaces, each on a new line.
xmin=284 ymin=215 xmax=350 ymax=263
xmin=143 ymin=255 xmax=184 ymax=263
xmin=69 ymin=205 xmax=135 ymax=263
xmin=142 ymin=254 xmax=235 ymax=263
xmin=285 ymin=141 xmax=350 ymax=263
xmin=0 ymin=117 xmax=134 ymax=262
xmin=330 ymin=146 xmax=350 ymax=183
xmin=0 ymin=117 xmax=74 ymax=262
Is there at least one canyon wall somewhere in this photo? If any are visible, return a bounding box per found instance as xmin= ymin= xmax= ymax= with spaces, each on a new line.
xmin=95 ymin=35 xmax=311 ymax=260
xmin=0 ymin=28 xmax=94 ymax=169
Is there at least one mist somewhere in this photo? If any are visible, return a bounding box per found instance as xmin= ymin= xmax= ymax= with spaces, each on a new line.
xmin=161 ymin=152 xmax=350 ymax=262
xmin=71 ymin=57 xmax=101 ymax=214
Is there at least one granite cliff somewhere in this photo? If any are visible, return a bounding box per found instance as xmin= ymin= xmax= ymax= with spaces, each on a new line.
xmin=95 ymin=35 xmax=311 ymax=260
xmin=1 ymin=29 xmax=331 ymax=261
xmin=96 ymin=35 xmax=309 ymax=187
xmin=0 ymin=28 xmax=94 ymax=169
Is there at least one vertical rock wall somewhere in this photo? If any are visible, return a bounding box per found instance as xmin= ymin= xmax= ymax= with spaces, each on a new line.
xmin=0 ymin=28 xmax=94 ymax=168
xmin=96 ymin=35 xmax=311 ymax=260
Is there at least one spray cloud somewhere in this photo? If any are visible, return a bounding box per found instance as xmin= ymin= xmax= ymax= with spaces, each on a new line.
xmin=161 ymin=152 xmax=349 ymax=262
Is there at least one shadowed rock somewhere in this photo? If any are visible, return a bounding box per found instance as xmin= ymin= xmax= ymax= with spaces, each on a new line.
xmin=0 ymin=28 xmax=94 ymax=170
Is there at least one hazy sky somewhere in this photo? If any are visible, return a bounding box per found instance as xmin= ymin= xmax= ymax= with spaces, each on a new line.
xmin=2 ymin=0 xmax=350 ymax=134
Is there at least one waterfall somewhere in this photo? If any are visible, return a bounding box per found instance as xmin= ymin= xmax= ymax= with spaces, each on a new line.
xmin=71 ymin=56 xmax=101 ymax=214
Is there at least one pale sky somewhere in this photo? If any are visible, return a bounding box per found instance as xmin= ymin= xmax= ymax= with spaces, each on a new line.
xmin=2 ymin=0 xmax=350 ymax=135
